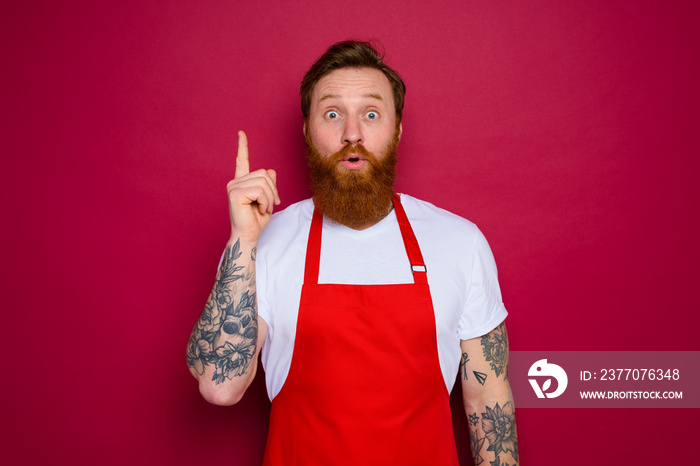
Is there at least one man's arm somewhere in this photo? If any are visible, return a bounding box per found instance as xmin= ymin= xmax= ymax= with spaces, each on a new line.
xmin=186 ymin=237 xmax=268 ymax=405
xmin=187 ymin=131 xmax=279 ymax=405
xmin=460 ymin=322 xmax=519 ymax=466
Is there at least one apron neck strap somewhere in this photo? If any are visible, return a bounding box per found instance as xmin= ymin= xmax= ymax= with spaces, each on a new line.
xmin=392 ymin=194 xmax=428 ymax=285
xmin=304 ymin=207 xmax=324 ymax=285
xmin=304 ymin=194 xmax=428 ymax=285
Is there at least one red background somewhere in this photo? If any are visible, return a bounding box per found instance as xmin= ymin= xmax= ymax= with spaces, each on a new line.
xmin=2 ymin=1 xmax=698 ymax=464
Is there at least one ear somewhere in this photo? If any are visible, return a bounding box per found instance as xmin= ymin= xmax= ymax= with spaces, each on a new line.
xmin=398 ymin=122 xmax=403 ymax=141
xmin=303 ymin=121 xmax=307 ymax=137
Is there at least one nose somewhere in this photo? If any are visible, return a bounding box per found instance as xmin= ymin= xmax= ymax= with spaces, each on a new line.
xmin=342 ymin=116 xmax=362 ymax=146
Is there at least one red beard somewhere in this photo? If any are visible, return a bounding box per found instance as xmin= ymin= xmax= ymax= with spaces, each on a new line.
xmin=305 ymin=127 xmax=400 ymax=229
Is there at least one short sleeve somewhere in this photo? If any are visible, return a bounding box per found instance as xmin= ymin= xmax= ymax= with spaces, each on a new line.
xmin=456 ymin=229 xmax=508 ymax=340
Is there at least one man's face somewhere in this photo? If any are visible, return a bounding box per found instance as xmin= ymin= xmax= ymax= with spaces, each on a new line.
xmin=306 ymin=67 xmax=402 ymax=170
xmin=304 ymin=67 xmax=403 ymax=229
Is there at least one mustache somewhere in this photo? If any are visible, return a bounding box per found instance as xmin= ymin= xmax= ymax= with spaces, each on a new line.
xmin=327 ymin=143 xmax=380 ymax=166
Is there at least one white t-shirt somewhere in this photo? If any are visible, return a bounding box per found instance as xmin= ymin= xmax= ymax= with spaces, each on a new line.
xmin=256 ymin=194 xmax=508 ymax=400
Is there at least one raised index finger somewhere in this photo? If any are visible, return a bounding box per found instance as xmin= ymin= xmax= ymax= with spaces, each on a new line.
xmin=235 ymin=130 xmax=250 ymax=179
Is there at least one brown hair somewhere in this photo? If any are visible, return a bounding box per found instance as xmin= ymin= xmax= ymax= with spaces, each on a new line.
xmin=300 ymin=40 xmax=406 ymax=122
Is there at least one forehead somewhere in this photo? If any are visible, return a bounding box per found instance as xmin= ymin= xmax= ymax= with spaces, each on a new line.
xmin=311 ymin=67 xmax=394 ymax=107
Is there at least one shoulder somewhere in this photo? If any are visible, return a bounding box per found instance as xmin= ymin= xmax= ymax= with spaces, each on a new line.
xmin=398 ymin=194 xmax=496 ymax=267
xmin=399 ymin=194 xmax=482 ymax=240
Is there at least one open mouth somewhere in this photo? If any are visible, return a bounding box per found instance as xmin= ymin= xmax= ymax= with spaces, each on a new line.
xmin=340 ymin=154 xmax=367 ymax=170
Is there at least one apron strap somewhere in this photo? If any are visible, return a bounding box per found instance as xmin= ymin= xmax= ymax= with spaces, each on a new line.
xmin=304 ymin=195 xmax=428 ymax=285
xmin=304 ymin=206 xmax=324 ymax=286
xmin=392 ymin=194 xmax=428 ymax=285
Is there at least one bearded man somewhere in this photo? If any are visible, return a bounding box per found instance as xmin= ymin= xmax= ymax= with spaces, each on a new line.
xmin=187 ymin=41 xmax=519 ymax=466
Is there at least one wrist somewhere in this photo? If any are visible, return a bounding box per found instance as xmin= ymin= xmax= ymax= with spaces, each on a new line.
xmin=227 ymin=233 xmax=259 ymax=249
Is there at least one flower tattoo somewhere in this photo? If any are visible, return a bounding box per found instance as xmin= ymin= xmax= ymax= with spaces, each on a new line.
xmin=481 ymin=323 xmax=508 ymax=378
xmin=481 ymin=402 xmax=518 ymax=462
xmin=187 ymin=239 xmax=258 ymax=384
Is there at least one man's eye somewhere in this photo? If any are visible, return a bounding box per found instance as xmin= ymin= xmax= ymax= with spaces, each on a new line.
xmin=366 ymin=111 xmax=378 ymax=120
xmin=325 ymin=111 xmax=339 ymax=119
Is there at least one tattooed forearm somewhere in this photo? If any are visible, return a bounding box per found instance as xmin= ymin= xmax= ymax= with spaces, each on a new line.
xmin=187 ymin=239 xmax=258 ymax=384
xmin=480 ymin=322 xmax=509 ymax=379
xmin=469 ymin=401 xmax=519 ymax=466
xmin=463 ymin=323 xmax=516 ymax=464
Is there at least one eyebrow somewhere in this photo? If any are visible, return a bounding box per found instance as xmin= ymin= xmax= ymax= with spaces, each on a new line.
xmin=319 ymin=92 xmax=385 ymax=102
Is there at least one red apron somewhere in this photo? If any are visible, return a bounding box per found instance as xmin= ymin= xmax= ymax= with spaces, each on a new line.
xmin=263 ymin=194 xmax=458 ymax=465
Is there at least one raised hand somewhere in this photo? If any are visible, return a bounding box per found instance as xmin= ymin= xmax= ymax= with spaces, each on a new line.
xmin=226 ymin=131 xmax=280 ymax=244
